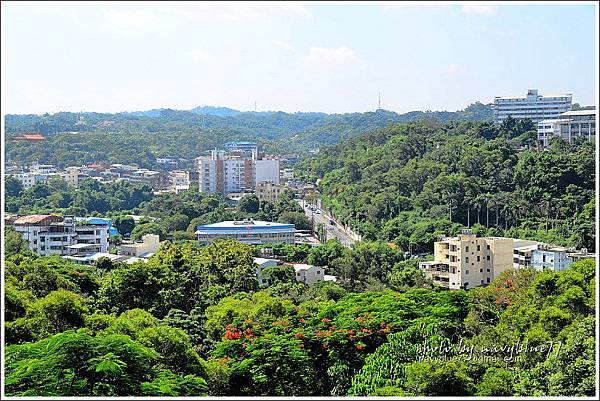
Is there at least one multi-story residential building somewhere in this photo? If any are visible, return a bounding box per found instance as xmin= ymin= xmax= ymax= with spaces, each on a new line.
xmin=419 ymin=231 xmax=513 ymax=290
xmin=128 ymin=169 xmax=163 ymax=187
xmin=255 ymin=159 xmax=280 ymax=185
xmin=493 ymin=89 xmax=572 ymax=124
xmin=281 ymin=168 xmax=294 ymax=183
xmin=30 ymin=163 xmax=58 ymax=174
xmin=196 ymin=149 xmax=262 ymax=195
xmin=156 ymin=157 xmax=179 ymax=170
xmin=512 ymin=239 xmax=542 ymax=269
xmin=10 ymin=215 xmax=109 ymax=256
xmin=63 ymin=166 xmax=80 ymax=187
xmin=195 ymin=220 xmax=296 ymax=245
xmin=537 ymin=109 xmax=596 ymax=148
xmin=255 ymin=181 xmax=286 ymax=202
xmin=531 ymin=246 xmax=573 ymax=271
xmin=223 ymin=141 xmax=259 ymax=156
xmin=14 ymin=172 xmax=36 ymax=189
xmin=196 ymin=150 xmax=223 ymax=194
xmin=169 ymin=170 xmax=190 ymax=188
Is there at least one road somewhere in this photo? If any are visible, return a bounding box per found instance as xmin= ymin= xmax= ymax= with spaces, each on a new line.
xmin=297 ymin=199 xmax=357 ymax=247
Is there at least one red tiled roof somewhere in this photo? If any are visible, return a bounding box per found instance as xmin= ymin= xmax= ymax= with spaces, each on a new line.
xmin=13 ymin=133 xmax=45 ymax=141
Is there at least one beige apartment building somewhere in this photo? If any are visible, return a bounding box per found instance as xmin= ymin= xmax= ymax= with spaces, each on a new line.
xmin=255 ymin=181 xmax=286 ymax=202
xmin=419 ymin=231 xmax=513 ymax=290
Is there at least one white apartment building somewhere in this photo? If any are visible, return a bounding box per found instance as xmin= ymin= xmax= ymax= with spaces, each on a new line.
xmin=512 ymin=239 xmax=542 ymax=268
xmin=419 ymin=231 xmax=513 ymax=290
xmin=537 ymin=109 xmax=596 ymax=148
xmin=63 ymin=166 xmax=80 ymax=187
xmin=11 ymin=215 xmax=109 ymax=257
xmin=196 ymin=149 xmax=269 ymax=195
xmin=494 ymin=89 xmax=572 ymax=124
xmin=255 ymin=159 xmax=280 ymax=185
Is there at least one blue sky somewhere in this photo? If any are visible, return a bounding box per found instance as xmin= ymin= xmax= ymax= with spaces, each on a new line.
xmin=2 ymin=2 xmax=597 ymax=114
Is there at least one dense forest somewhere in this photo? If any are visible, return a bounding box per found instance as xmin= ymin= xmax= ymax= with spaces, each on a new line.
xmin=4 ymin=102 xmax=492 ymax=168
xmin=4 ymin=234 xmax=596 ymax=396
xmin=298 ymin=118 xmax=596 ymax=252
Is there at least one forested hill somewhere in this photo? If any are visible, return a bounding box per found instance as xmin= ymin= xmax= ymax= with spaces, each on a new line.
xmin=4 ymin=103 xmax=492 ymax=167
xmin=297 ymin=118 xmax=596 ymax=252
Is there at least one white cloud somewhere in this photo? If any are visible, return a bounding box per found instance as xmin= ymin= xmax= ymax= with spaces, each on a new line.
xmin=104 ymin=9 xmax=158 ymax=28
xmin=189 ymin=49 xmax=216 ymax=63
xmin=221 ymin=4 xmax=310 ymax=21
xmin=461 ymin=5 xmax=497 ymax=16
xmin=305 ymin=46 xmax=359 ymax=68
xmin=277 ymin=4 xmax=311 ymax=17
xmin=274 ymin=40 xmax=296 ymax=52
xmin=447 ymin=64 xmax=462 ymax=75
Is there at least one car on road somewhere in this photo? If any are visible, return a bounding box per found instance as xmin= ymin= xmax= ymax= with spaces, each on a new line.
xmin=329 ymin=219 xmax=335 ymax=225
xmin=315 ymin=209 xmax=322 ymax=214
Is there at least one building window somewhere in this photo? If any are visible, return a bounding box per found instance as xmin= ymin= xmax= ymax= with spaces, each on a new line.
xmin=487 ymin=245 xmax=490 ymax=250
xmin=466 ymin=270 xmax=469 ymax=275
xmin=480 ymin=268 xmax=483 ymax=273
xmin=487 ymin=268 xmax=490 ymax=272
xmin=466 ymin=246 xmax=469 ymax=252
xmin=487 ymin=277 xmax=491 ymax=283
xmin=487 ymin=255 xmax=491 ymax=261
xmin=477 ymin=256 xmax=480 ymax=262
xmin=477 ymin=245 xmax=481 ymax=252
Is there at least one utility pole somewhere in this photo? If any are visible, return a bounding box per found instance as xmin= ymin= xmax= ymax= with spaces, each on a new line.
xmin=378 ymin=92 xmax=381 ymax=110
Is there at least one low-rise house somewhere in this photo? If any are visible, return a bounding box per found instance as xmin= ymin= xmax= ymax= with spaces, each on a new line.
xmin=292 ymin=263 xmax=325 ymax=285
xmin=253 ymin=257 xmax=280 ymax=285
xmin=120 ymin=234 xmax=161 ymax=257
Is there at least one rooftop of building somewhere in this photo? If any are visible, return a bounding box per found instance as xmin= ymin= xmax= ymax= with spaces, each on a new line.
xmin=494 ymin=94 xmax=572 ymax=100
xmin=253 ymin=257 xmax=280 ymax=265
xmin=560 ymin=109 xmax=597 ymax=117
xmin=13 ymin=214 xmax=62 ymax=225
xmin=291 ymin=263 xmax=318 ymax=272
xmin=196 ymin=220 xmax=295 ymax=231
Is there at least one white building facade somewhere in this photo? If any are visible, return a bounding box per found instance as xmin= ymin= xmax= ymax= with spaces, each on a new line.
xmin=255 ymin=159 xmax=280 ymax=185
xmin=537 ymin=109 xmax=596 ymax=148
xmin=494 ymin=89 xmax=572 ymax=124
xmin=195 ymin=220 xmax=295 ymax=245
xmin=11 ymin=215 xmax=109 ymax=256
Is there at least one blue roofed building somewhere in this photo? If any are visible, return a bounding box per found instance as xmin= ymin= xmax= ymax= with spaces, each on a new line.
xmin=76 ymin=217 xmax=119 ymax=236
xmin=195 ymin=220 xmax=295 ymax=245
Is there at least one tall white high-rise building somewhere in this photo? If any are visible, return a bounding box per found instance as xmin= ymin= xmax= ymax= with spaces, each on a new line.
xmin=493 ymin=89 xmax=572 ymax=124
xmin=195 ymin=149 xmax=256 ymax=194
